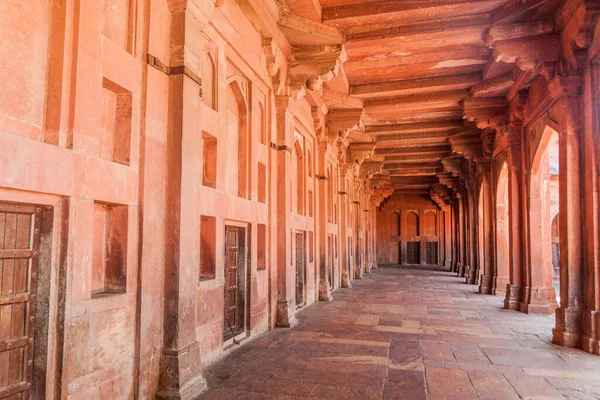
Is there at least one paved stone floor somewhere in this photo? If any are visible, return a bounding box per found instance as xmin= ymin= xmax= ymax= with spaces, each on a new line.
xmin=199 ymin=266 xmax=600 ymax=399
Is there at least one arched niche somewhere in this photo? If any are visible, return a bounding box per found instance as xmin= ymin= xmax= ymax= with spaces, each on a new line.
xmin=258 ymin=102 xmax=266 ymax=145
xmin=201 ymin=52 xmax=217 ymax=110
xmin=422 ymin=210 xmax=436 ymax=236
xmin=294 ymin=138 xmax=304 ymax=215
xmin=225 ymin=80 xmax=249 ymax=199
xmin=406 ymin=211 xmax=419 ymax=236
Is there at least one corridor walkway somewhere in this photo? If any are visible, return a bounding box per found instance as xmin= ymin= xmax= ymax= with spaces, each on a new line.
xmin=199 ymin=267 xmax=600 ymax=399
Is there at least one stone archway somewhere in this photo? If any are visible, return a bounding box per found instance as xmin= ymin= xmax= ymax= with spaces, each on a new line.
xmin=526 ymin=126 xmax=559 ymax=313
xmin=494 ymin=161 xmax=509 ymax=295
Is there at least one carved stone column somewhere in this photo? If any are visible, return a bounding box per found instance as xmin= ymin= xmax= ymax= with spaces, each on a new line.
xmin=504 ymin=141 xmax=523 ymax=306
xmin=339 ymin=168 xmax=351 ymax=288
xmin=354 ymin=188 xmax=363 ymax=279
xmin=275 ymin=96 xmax=298 ymax=327
xmin=551 ymin=78 xmax=585 ymax=348
xmin=317 ymin=140 xmax=333 ymax=301
xmin=443 ymin=207 xmax=452 ymax=269
xmin=352 ymin=205 xmax=361 ymax=276
xmin=457 ymin=192 xmax=466 ymax=277
xmin=479 ymin=173 xmax=494 ymax=294
xmin=466 ymin=188 xmax=478 ymax=284
xmin=157 ymin=7 xmax=206 ymax=399
xmin=451 ymin=200 xmax=459 ymax=273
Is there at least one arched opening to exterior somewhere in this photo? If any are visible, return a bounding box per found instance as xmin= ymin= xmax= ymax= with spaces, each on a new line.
xmin=528 ymin=126 xmax=559 ymax=310
xmin=294 ymin=138 xmax=304 ymax=215
xmin=495 ymin=161 xmax=509 ymax=295
xmin=225 ymin=81 xmax=249 ymax=199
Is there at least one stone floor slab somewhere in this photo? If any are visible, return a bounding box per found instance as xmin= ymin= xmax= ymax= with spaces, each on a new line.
xmin=199 ymin=266 xmax=600 ymax=399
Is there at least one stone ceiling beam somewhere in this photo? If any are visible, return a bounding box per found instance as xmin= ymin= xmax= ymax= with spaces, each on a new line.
xmin=381 ymin=152 xmax=452 ymax=162
xmin=364 ymin=91 xmax=467 ymax=114
xmin=379 ymin=145 xmax=451 ymax=157
xmin=345 ymin=13 xmax=491 ymax=42
xmin=374 ymin=131 xmax=451 ymax=145
xmin=350 ymin=73 xmax=481 ymax=98
xmin=366 ymin=120 xmax=463 ymax=135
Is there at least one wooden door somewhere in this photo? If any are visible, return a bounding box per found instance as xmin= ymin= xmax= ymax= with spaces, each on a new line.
xmin=223 ymin=226 xmax=245 ymax=341
xmin=426 ymin=242 xmax=438 ymax=265
xmin=295 ymin=233 xmax=305 ymax=307
xmin=327 ymin=235 xmax=333 ymax=289
xmin=0 ymin=203 xmax=41 ymax=400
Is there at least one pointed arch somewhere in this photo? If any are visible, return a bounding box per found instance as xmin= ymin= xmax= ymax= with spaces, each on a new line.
xmin=225 ymin=80 xmax=249 ymax=198
xmin=423 ymin=210 xmax=436 ymax=236
xmin=529 ymin=125 xmax=560 ymax=297
xmin=495 ymin=161 xmax=510 ymax=293
xmin=406 ymin=211 xmax=419 ymax=236
xmin=201 ymin=52 xmax=217 ymax=110
xmin=294 ymin=138 xmax=304 ymax=215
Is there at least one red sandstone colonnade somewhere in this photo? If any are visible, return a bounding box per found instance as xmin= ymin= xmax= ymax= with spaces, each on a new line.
xmin=1 ymin=0 xmax=600 ymax=399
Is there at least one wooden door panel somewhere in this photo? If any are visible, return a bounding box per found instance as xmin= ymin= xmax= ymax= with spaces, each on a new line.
xmin=0 ymin=204 xmax=41 ymax=400
xmin=295 ymin=233 xmax=304 ymax=307
xmin=224 ymin=226 xmax=245 ymax=341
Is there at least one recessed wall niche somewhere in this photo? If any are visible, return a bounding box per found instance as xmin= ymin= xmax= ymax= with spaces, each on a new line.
xmin=101 ymin=78 xmax=132 ymax=165
xmin=202 ymin=132 xmax=217 ymax=188
xmin=92 ymin=202 xmax=129 ymax=297
xmin=200 ymin=215 xmax=216 ymax=280
xmin=102 ymin=0 xmax=135 ymax=54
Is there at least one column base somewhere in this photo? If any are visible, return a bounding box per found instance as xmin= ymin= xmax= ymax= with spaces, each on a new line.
xmin=457 ymin=262 xmax=464 ymax=277
xmin=491 ymin=276 xmax=509 ymax=296
xmin=582 ymin=310 xmax=600 ymax=355
xmin=318 ymin=281 xmax=334 ymax=302
xmin=504 ymin=284 xmax=522 ymax=310
xmin=453 ymin=261 xmax=459 ymax=274
xmin=157 ymin=343 xmax=207 ymax=400
xmin=275 ymin=300 xmax=298 ymax=328
xmin=354 ymin=267 xmax=362 ymax=280
xmin=553 ymin=306 xmax=584 ymax=348
xmin=478 ymin=275 xmax=493 ymax=294
xmin=518 ymin=286 xmax=558 ymax=315
xmin=341 ymin=272 xmax=352 ymax=288
xmin=466 ymin=266 xmax=478 ymax=285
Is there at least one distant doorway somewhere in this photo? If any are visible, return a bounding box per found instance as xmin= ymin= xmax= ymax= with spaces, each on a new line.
xmin=223 ymin=225 xmax=247 ymax=341
xmin=295 ymin=232 xmax=305 ymax=308
xmin=407 ymin=242 xmax=420 ymax=264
